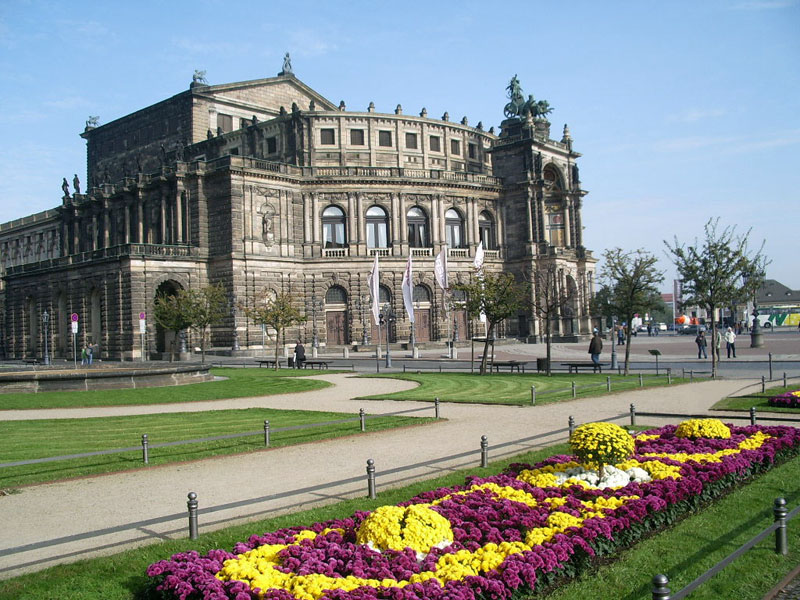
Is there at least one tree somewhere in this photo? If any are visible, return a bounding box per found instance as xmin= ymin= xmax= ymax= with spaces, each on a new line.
xmin=598 ymin=248 xmax=665 ymax=375
xmin=453 ymin=272 xmax=527 ymax=375
xmin=665 ymin=219 xmax=767 ymax=378
xmin=185 ymin=284 xmax=229 ymax=364
xmin=152 ymin=291 xmax=193 ymax=362
xmin=528 ymin=264 xmax=575 ymax=376
xmin=242 ymin=289 xmax=306 ymax=369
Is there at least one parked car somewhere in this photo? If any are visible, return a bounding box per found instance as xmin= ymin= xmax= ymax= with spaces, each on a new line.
xmin=656 ymin=322 xmax=667 ymax=331
xmin=678 ymin=324 xmax=702 ymax=335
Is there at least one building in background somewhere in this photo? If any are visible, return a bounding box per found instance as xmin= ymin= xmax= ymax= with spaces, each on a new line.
xmin=0 ymin=61 xmax=596 ymax=360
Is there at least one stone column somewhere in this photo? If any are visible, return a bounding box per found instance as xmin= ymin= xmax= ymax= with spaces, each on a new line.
xmin=563 ymin=202 xmax=571 ymax=247
xmin=91 ymin=213 xmax=98 ymax=250
xmin=103 ymin=203 xmax=111 ymax=248
xmin=303 ymin=193 xmax=311 ymax=243
xmin=175 ymin=184 xmax=184 ymax=243
xmin=160 ymin=188 xmax=167 ymax=244
xmin=399 ymin=194 xmax=408 ymax=246
xmin=356 ymin=192 xmax=365 ymax=247
xmin=391 ymin=192 xmax=400 ymax=255
xmin=124 ymin=203 xmax=131 ymax=244
xmin=525 ymin=189 xmax=534 ymax=244
xmin=312 ymin=192 xmax=319 ymax=245
xmin=137 ymin=194 xmax=144 ymax=243
xmin=471 ymin=199 xmax=479 ymax=247
xmin=431 ymin=195 xmax=440 ymax=246
xmin=347 ymin=192 xmax=356 ymax=250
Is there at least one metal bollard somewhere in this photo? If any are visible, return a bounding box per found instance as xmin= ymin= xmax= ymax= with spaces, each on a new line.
xmin=667 ymin=368 xmax=672 ymax=385
xmin=264 ymin=420 xmax=270 ymax=447
xmin=682 ymin=368 xmax=685 ymax=379
xmin=769 ymin=352 xmax=773 ymax=381
xmin=568 ymin=415 xmax=575 ymax=438
xmin=571 ymin=381 xmax=576 ymax=398
xmin=359 ymin=408 xmax=366 ymax=432
xmin=439 ymin=364 xmax=442 ymax=373
xmin=775 ymin=497 xmax=788 ymax=555
xmin=690 ymin=370 xmax=694 ymax=382
xmin=142 ymin=434 xmax=149 ymax=464
xmin=607 ymin=376 xmax=611 ymax=392
xmin=750 ymin=407 xmax=757 ymax=426
xmin=651 ymin=574 xmax=671 ymax=600
xmin=531 ymin=385 xmax=536 ymax=406
xmin=784 ymin=372 xmax=788 ymax=388
xmin=480 ymin=435 xmax=489 ymax=468
xmin=639 ymin=373 xmax=643 ymax=388
xmin=187 ymin=492 xmax=199 ymax=540
xmin=434 ymin=397 xmax=440 ymax=419
xmin=366 ymin=459 xmax=376 ymax=499
xmin=762 ymin=375 xmax=766 ymax=393
xmin=630 ymin=403 xmax=636 ymax=427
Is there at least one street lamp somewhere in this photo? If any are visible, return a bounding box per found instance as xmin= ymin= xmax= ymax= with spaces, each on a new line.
xmin=42 ymin=309 xmax=50 ymax=365
xmin=743 ymin=272 xmax=764 ymax=348
xmin=379 ymin=302 xmax=395 ymax=368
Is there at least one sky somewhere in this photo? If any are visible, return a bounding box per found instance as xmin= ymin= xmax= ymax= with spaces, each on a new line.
xmin=1 ymin=0 xmax=798 ymax=291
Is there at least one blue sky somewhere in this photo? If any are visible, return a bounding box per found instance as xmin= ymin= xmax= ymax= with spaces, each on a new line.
xmin=1 ymin=0 xmax=798 ymax=290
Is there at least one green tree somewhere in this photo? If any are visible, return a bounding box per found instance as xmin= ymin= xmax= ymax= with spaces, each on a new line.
xmin=665 ymin=219 xmax=767 ymax=378
xmin=598 ymin=248 xmax=665 ymax=375
xmin=242 ymin=289 xmax=306 ymax=369
xmin=453 ymin=272 xmax=527 ymax=375
xmin=528 ymin=264 xmax=575 ymax=376
xmin=185 ymin=284 xmax=229 ymax=364
xmin=152 ymin=291 xmax=193 ymax=362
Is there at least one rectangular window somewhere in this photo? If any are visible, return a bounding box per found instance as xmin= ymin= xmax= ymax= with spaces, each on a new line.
xmin=350 ymin=129 xmax=365 ymax=145
xmin=266 ymin=137 xmax=277 ymax=154
xmin=240 ymin=118 xmax=250 ymax=129
xmin=320 ymin=128 xmax=336 ymax=145
xmin=405 ymin=132 xmax=418 ymax=149
xmin=468 ymin=143 xmax=477 ymax=159
xmin=450 ymin=139 xmax=461 ymax=155
xmin=429 ymin=135 xmax=441 ymax=152
xmin=218 ymin=114 xmax=233 ymax=133
xmin=378 ymin=131 xmax=392 ymax=147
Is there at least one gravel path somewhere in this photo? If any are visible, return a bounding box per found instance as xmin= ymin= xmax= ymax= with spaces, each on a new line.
xmin=0 ymin=374 xmax=757 ymax=579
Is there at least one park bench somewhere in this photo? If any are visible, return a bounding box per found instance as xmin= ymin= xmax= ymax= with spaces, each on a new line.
xmin=491 ymin=360 xmax=527 ymax=373
xmin=301 ymin=360 xmax=329 ymax=370
xmin=23 ymin=359 xmax=39 ymax=366
xmin=256 ymin=359 xmax=282 ymax=368
xmin=561 ymin=361 xmax=607 ymax=374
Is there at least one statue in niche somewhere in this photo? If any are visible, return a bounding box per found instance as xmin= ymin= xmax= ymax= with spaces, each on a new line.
xmin=260 ymin=202 xmax=277 ymax=248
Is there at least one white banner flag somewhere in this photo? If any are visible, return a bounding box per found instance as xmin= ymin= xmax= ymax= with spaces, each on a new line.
xmin=434 ymin=245 xmax=448 ymax=292
xmin=368 ymin=253 xmax=380 ymax=325
xmin=473 ymin=240 xmax=485 ymax=271
xmin=401 ymin=254 xmax=415 ymax=324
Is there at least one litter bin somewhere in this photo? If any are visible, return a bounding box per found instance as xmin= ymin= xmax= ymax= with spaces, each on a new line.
xmin=536 ymin=357 xmax=549 ymax=373
xmin=288 ymin=357 xmax=294 ymax=368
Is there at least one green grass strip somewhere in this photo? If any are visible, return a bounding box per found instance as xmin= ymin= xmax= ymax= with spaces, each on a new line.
xmin=0 ymin=443 xmax=798 ymax=599
xmin=356 ymin=372 xmax=689 ymax=405
xmin=0 ymin=368 xmax=334 ymax=410
xmin=0 ymin=408 xmax=434 ymax=488
xmin=714 ymin=384 xmax=800 ymax=413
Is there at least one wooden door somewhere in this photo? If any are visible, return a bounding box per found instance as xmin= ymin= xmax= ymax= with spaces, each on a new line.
xmin=416 ymin=309 xmax=431 ymax=342
xmin=326 ymin=311 xmax=348 ymax=346
xmin=454 ymin=309 xmax=469 ymax=341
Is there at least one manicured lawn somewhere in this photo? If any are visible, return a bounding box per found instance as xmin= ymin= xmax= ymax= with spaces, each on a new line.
xmin=713 ymin=384 xmax=800 ymax=413
xmin=0 ymin=368 xmax=333 ymax=410
xmin=0 ymin=408 xmax=435 ymax=488
xmin=0 ymin=441 xmax=797 ymax=600
xmin=356 ymin=372 xmax=689 ymax=405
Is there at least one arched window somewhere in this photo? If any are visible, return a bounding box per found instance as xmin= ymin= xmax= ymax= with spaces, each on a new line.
xmin=366 ymin=206 xmax=389 ymax=248
xmin=379 ymin=285 xmax=391 ymax=303
xmin=479 ymin=211 xmax=496 ymax=250
xmin=445 ymin=208 xmax=465 ymax=249
xmin=413 ymin=284 xmax=431 ymax=303
xmin=407 ymin=206 xmax=429 ymax=248
xmin=322 ymin=206 xmax=347 ymax=248
xmin=325 ymin=285 xmax=348 ymax=305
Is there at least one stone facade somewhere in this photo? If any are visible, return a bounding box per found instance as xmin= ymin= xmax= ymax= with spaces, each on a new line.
xmin=0 ymin=69 xmax=596 ymax=360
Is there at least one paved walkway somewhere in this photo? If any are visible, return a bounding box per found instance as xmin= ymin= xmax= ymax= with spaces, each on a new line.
xmin=0 ymin=374 xmax=770 ymax=579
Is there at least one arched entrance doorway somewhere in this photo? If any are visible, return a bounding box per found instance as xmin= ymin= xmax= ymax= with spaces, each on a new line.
xmin=370 ymin=285 xmax=395 ymax=343
xmin=413 ymin=284 xmax=432 ymax=342
xmin=154 ymin=280 xmax=184 ymax=354
xmin=325 ymin=285 xmax=348 ymax=346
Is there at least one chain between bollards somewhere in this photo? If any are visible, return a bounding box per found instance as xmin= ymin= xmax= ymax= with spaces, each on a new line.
xmin=750 ymin=407 xmax=757 ymax=426
xmin=366 ymin=459 xmax=376 ymax=499
xmin=630 ymin=404 xmax=636 ymax=427
xmin=568 ymin=415 xmax=575 ymax=438
xmin=651 ymin=573 xmax=671 ymax=600
xmin=359 ymin=408 xmax=366 ymax=432
xmin=480 ymin=435 xmax=489 ymax=468
xmin=141 ymin=434 xmax=149 ymax=464
xmin=530 ymin=385 xmax=536 ymax=406
xmin=571 ymin=381 xmax=576 ymax=398
xmin=607 ymin=376 xmax=611 ymax=392
xmin=775 ymin=497 xmax=788 ymax=555
xmin=264 ymin=420 xmax=270 ymax=447
xmin=434 ymin=397 xmax=440 ymax=418
xmin=187 ymin=492 xmax=199 ymax=540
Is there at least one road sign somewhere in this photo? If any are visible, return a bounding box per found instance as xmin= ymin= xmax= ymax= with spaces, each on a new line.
xmin=139 ymin=319 xmax=146 ymax=334
xmin=71 ymin=313 xmax=79 ymax=322
xmin=139 ymin=312 xmax=146 ymax=320
xmin=71 ymin=321 xmax=78 ymax=334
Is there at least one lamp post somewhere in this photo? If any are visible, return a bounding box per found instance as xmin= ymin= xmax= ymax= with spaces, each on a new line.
xmin=42 ymin=309 xmax=50 ymax=365
xmin=379 ymin=302 xmax=395 ymax=368
xmin=744 ymin=272 xmax=764 ymax=348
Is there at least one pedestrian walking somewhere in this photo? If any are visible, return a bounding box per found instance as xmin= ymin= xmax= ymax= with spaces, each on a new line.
xmin=80 ymin=346 xmax=88 ymax=366
xmin=725 ymin=327 xmax=737 ymax=358
xmin=588 ymin=328 xmax=603 ymax=371
xmin=293 ymin=340 xmax=306 ymax=369
xmin=715 ymin=329 xmax=722 ymax=360
xmin=617 ymin=325 xmax=625 ymax=346
xmin=87 ymin=345 xmax=94 ymax=365
xmin=695 ymin=330 xmax=707 ymax=359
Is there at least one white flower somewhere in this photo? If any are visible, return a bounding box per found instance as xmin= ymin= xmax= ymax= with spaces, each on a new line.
xmin=549 ymin=464 xmax=652 ymax=489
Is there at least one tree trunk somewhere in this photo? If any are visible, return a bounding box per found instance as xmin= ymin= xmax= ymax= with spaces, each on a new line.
xmin=710 ymin=305 xmax=717 ymax=379
xmin=274 ymin=327 xmax=282 ymax=370
xmin=545 ymin=318 xmax=553 ymax=376
xmin=199 ymin=327 xmax=206 ymax=364
xmin=479 ymin=323 xmax=494 ymax=375
xmin=623 ymin=314 xmax=633 ymax=376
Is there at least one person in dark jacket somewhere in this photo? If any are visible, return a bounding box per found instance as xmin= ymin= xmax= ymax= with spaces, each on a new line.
xmin=293 ymin=340 xmax=306 ymax=369
xmin=695 ymin=330 xmax=708 ymax=359
xmin=588 ymin=329 xmax=603 ymax=370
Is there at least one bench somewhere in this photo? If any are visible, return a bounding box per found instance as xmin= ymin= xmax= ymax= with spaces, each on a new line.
xmin=301 ymin=360 xmax=329 ymax=370
xmin=491 ymin=360 xmax=527 ymax=373
xmin=257 ymin=359 xmax=282 ymax=368
xmin=23 ymin=359 xmax=39 ymax=366
xmin=561 ymin=362 xmax=606 ymax=374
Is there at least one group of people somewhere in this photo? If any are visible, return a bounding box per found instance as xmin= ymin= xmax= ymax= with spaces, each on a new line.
xmin=80 ymin=345 xmax=94 ymax=365
xmin=695 ymin=327 xmax=738 ymax=359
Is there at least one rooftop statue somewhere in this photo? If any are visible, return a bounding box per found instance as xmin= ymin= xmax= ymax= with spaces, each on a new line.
xmin=503 ymin=76 xmax=553 ymax=120
xmin=280 ymin=52 xmax=293 ymax=75
xmin=192 ymin=70 xmax=208 ymax=85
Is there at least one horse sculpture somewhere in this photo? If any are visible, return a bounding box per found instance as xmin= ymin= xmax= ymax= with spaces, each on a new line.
xmin=503 ymin=76 xmax=554 ymax=120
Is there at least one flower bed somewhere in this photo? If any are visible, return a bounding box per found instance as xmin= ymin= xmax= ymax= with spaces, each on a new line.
xmin=146 ymin=423 xmax=800 ymax=600
xmin=769 ymin=389 xmax=800 ymax=409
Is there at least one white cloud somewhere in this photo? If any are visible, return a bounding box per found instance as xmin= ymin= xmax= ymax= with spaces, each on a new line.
xmin=668 ymin=108 xmax=729 ymax=123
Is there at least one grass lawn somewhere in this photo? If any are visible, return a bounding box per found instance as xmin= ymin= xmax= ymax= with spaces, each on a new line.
xmin=356 ymin=372 xmax=690 ymax=405
xmin=0 ymin=408 xmax=435 ymax=488
xmin=713 ymin=384 xmax=800 ymax=413
xmin=0 ymin=368 xmax=334 ymax=410
xmin=0 ymin=441 xmax=797 ymax=600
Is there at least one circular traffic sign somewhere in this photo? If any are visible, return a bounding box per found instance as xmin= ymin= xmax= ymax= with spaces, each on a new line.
xmin=139 ymin=312 xmax=146 ymax=320
xmin=71 ymin=313 xmax=79 ymax=322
